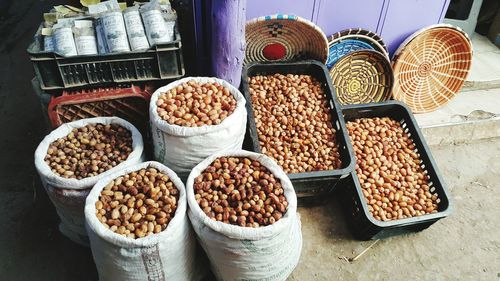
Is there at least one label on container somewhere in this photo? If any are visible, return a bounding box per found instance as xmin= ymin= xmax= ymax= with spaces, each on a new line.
xmin=74 ymin=19 xmax=93 ymax=29
xmin=44 ymin=36 xmax=54 ymax=52
xmin=165 ymin=20 xmax=175 ymax=41
xmin=41 ymin=27 xmax=53 ymax=36
xmin=95 ymin=19 xmax=109 ymax=54
xmin=124 ymin=10 xmax=150 ymax=51
xmin=54 ymin=27 xmax=78 ymax=57
xmin=75 ymin=35 xmax=98 ymax=55
xmin=102 ymin=11 xmax=130 ymax=53
xmin=88 ymin=2 xmax=110 ymax=15
xmin=142 ymin=9 xmax=173 ymax=45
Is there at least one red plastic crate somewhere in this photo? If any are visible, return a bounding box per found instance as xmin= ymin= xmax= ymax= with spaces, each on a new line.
xmin=47 ymin=85 xmax=152 ymax=132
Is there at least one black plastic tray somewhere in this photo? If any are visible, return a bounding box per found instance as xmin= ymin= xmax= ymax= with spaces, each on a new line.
xmin=241 ymin=60 xmax=355 ymax=203
xmin=27 ymin=25 xmax=185 ymax=91
xmin=339 ymin=101 xmax=452 ymax=240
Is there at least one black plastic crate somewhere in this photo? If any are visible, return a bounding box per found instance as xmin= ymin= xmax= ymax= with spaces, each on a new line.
xmin=338 ymin=101 xmax=452 ymax=240
xmin=241 ymin=60 xmax=355 ymax=203
xmin=27 ymin=26 xmax=184 ymax=91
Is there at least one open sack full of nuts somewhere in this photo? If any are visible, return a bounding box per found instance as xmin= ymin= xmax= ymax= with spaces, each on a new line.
xmin=34 ymin=117 xmax=144 ymax=245
xmin=150 ymin=77 xmax=247 ymax=176
xmin=186 ymin=150 xmax=302 ymax=281
xmin=85 ymin=161 xmax=206 ymax=281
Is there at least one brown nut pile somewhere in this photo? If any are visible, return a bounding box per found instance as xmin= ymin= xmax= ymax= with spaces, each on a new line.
xmin=156 ymin=80 xmax=237 ymax=127
xmin=45 ymin=124 xmax=133 ymax=179
xmin=248 ymin=74 xmax=341 ymax=174
xmin=346 ymin=117 xmax=439 ymax=221
xmin=194 ymin=157 xmax=288 ymax=227
xmin=96 ymin=167 xmax=179 ymax=239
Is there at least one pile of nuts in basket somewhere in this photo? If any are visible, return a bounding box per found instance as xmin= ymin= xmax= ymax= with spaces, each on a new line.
xmin=346 ymin=117 xmax=439 ymax=221
xmin=156 ymin=80 xmax=237 ymax=127
xmin=95 ymin=167 xmax=179 ymax=239
xmin=193 ymin=156 xmax=288 ymax=227
xmin=44 ymin=124 xmax=133 ymax=179
xmin=248 ymin=74 xmax=341 ymax=174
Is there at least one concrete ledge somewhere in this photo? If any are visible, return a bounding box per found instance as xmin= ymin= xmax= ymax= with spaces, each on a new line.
xmin=462 ymin=80 xmax=500 ymax=92
xmin=421 ymin=117 xmax=500 ymax=146
xmin=415 ymin=86 xmax=500 ymax=146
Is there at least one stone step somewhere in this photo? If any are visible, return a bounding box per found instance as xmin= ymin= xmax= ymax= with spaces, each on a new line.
xmin=415 ymin=87 xmax=500 ymax=146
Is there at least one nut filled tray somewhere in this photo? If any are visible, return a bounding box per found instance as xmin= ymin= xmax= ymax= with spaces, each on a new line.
xmin=339 ymin=101 xmax=452 ymax=240
xmin=241 ymin=60 xmax=355 ymax=203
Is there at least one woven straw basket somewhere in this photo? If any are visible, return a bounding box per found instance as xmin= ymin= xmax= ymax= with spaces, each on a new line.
xmin=245 ymin=14 xmax=328 ymax=64
xmin=327 ymin=28 xmax=389 ymax=69
xmin=330 ymin=49 xmax=393 ymax=105
xmin=392 ymin=24 xmax=473 ymax=113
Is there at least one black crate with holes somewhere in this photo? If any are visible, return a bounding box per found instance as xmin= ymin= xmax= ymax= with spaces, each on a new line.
xmin=338 ymin=101 xmax=452 ymax=240
xmin=241 ymin=60 xmax=355 ymax=205
xmin=27 ymin=25 xmax=185 ymax=91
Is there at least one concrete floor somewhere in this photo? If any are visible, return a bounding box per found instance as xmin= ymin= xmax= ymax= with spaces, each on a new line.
xmin=1 ymin=1 xmax=500 ymax=280
xmin=465 ymin=33 xmax=500 ymax=89
xmin=291 ymin=138 xmax=500 ymax=281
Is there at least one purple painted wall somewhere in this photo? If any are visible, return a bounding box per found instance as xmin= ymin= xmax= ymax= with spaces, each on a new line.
xmin=243 ymin=0 xmax=450 ymax=56
xmin=192 ymin=0 xmax=451 ymax=76
xmin=246 ymin=0 xmax=314 ymax=21
xmin=314 ymin=0 xmax=387 ymax=37
xmin=379 ymin=0 xmax=451 ymax=54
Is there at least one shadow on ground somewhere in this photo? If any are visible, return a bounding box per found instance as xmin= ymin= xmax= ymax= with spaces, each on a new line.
xmin=0 ymin=1 xmax=97 ymax=280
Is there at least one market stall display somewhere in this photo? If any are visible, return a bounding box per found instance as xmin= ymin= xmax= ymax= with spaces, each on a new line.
xmin=28 ymin=0 xmax=459 ymax=276
xmin=186 ymin=150 xmax=302 ymax=281
xmin=34 ymin=117 xmax=144 ymax=245
xmin=85 ymin=161 xmax=203 ymax=281
xmin=339 ymin=101 xmax=452 ymax=240
xmin=330 ymin=50 xmax=393 ymax=105
xmin=245 ymin=14 xmax=328 ymax=64
xmin=392 ymin=24 xmax=472 ymax=113
xmin=327 ymin=28 xmax=389 ymax=69
xmin=242 ymin=61 xmax=354 ymax=201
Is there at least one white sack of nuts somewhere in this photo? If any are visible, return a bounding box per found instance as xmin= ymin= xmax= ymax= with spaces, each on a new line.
xmin=149 ymin=77 xmax=247 ymax=175
xmin=34 ymin=117 xmax=144 ymax=245
xmin=85 ymin=161 xmax=204 ymax=281
xmin=186 ymin=150 xmax=302 ymax=281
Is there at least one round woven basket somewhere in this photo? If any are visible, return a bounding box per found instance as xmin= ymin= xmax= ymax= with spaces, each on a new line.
xmin=245 ymin=14 xmax=328 ymax=64
xmin=330 ymin=49 xmax=393 ymax=105
xmin=327 ymin=28 xmax=389 ymax=69
xmin=392 ymin=24 xmax=472 ymax=113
